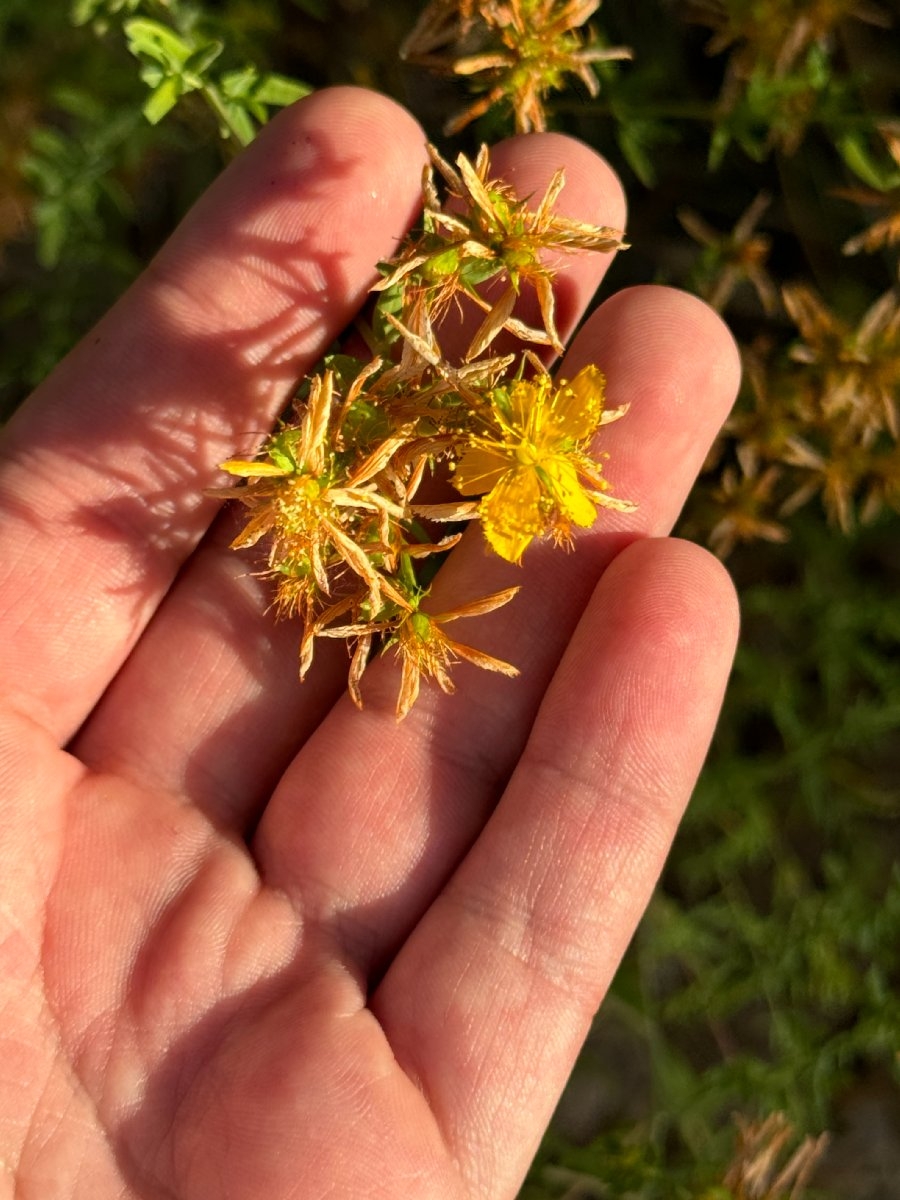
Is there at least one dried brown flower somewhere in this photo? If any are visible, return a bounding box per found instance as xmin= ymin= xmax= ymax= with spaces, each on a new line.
xmin=783 ymin=282 xmax=900 ymax=439
xmin=679 ymin=192 xmax=778 ymax=314
xmin=403 ymin=0 xmax=631 ymax=135
xmin=686 ymin=0 xmax=890 ymax=80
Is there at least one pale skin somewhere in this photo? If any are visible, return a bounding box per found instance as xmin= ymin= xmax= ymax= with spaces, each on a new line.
xmin=0 ymin=88 xmax=741 ymax=1198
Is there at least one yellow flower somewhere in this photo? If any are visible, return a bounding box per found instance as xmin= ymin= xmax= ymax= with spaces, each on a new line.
xmin=451 ymin=364 xmax=634 ymax=563
xmin=215 ymin=369 xmax=409 ymax=672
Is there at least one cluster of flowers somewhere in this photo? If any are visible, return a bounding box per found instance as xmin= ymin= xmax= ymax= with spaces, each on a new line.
xmin=394 ymin=2 xmax=900 ymax=553
xmin=214 ymin=144 xmax=631 ymax=716
xmin=675 ymin=123 xmax=900 ymax=556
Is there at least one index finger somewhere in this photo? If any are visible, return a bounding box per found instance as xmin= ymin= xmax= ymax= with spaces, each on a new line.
xmin=0 ymin=88 xmax=426 ymax=741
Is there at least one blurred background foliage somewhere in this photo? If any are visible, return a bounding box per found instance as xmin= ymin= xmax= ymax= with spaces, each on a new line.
xmin=1 ymin=0 xmax=899 ymax=1195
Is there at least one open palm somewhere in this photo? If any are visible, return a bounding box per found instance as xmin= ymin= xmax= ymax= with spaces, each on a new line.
xmin=0 ymin=89 xmax=740 ymax=1198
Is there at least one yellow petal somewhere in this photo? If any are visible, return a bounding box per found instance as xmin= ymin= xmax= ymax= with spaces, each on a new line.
xmin=347 ymin=634 xmax=372 ymax=709
xmin=220 ymin=458 xmax=290 ymax=477
xmin=453 ymin=446 xmax=512 ymax=497
xmin=540 ymin=456 xmax=597 ymax=528
xmin=479 ymin=467 xmax=546 ymax=563
xmin=551 ymin=365 xmax=605 ymax=442
xmin=506 ymin=377 xmax=545 ymax=431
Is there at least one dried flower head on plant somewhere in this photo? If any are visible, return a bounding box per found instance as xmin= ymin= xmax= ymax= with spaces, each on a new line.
xmin=213 ymin=144 xmax=631 ymax=717
xmin=401 ymin=0 xmax=631 ymax=134
xmin=686 ymin=0 xmax=890 ymax=82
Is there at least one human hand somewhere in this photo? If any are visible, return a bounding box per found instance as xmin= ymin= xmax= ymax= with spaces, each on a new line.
xmin=0 ymin=88 xmax=739 ymax=1198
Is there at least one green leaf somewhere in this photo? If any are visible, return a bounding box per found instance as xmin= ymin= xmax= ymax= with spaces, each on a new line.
xmin=124 ymin=18 xmax=192 ymax=71
xmin=217 ymin=99 xmax=256 ymax=145
xmin=220 ymin=65 xmax=259 ymax=100
xmin=254 ymin=73 xmax=311 ymax=107
xmin=617 ymin=123 xmax=657 ymax=187
xmin=142 ymin=76 xmax=182 ymax=125
xmin=70 ymin=0 xmax=101 ymax=28
xmin=50 ymin=85 xmax=105 ymax=123
xmin=221 ymin=67 xmax=311 ymax=109
xmin=837 ymin=131 xmax=900 ymax=191
xmin=138 ymin=64 xmax=165 ymax=89
xmin=32 ymin=199 xmax=68 ymax=267
xmin=27 ymin=127 xmax=70 ymax=162
xmin=183 ymin=39 xmax=225 ymax=80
